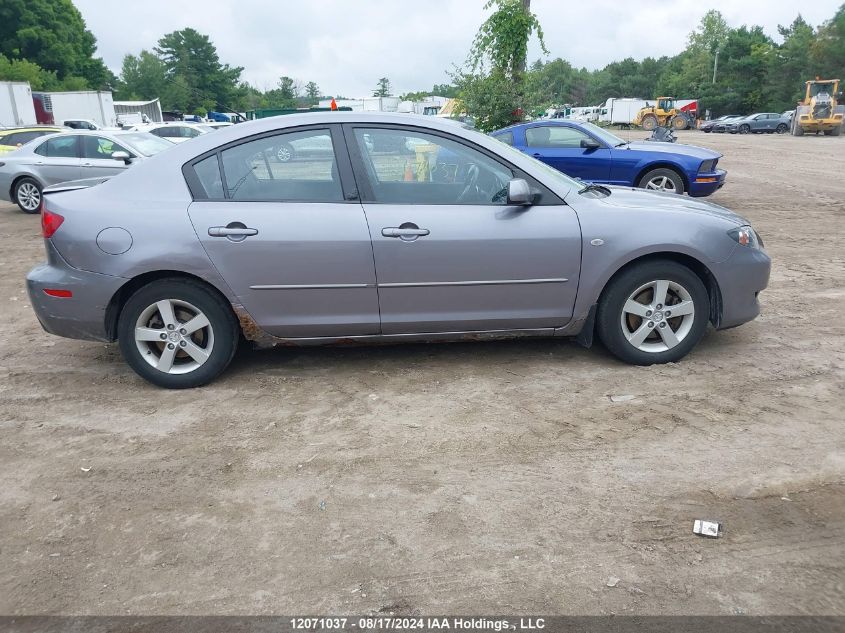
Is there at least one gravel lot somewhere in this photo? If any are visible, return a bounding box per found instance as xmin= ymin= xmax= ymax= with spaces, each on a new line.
xmin=0 ymin=130 xmax=843 ymax=616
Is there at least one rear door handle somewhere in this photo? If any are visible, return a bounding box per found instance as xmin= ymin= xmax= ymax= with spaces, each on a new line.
xmin=208 ymin=225 xmax=259 ymax=241
xmin=382 ymin=227 xmax=430 ymax=239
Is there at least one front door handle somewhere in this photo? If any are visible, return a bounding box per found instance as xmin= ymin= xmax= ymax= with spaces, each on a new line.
xmin=208 ymin=223 xmax=258 ymax=242
xmin=382 ymin=226 xmax=430 ymax=240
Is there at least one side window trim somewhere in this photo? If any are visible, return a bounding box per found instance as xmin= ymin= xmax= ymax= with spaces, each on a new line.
xmin=182 ymin=123 xmax=358 ymax=203
xmin=341 ymin=122 xmax=563 ymax=206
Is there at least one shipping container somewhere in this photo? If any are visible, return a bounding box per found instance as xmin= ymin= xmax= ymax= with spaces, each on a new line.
xmin=0 ymin=81 xmax=38 ymax=127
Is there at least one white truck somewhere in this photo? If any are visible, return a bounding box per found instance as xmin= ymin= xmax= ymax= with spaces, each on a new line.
xmin=0 ymin=81 xmax=38 ymax=127
xmin=32 ymin=90 xmax=117 ymax=128
xmin=598 ymin=98 xmax=652 ymax=125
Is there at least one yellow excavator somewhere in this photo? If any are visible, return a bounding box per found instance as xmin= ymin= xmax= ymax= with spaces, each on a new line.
xmin=792 ymin=78 xmax=843 ymax=136
xmin=633 ymin=97 xmax=693 ymax=131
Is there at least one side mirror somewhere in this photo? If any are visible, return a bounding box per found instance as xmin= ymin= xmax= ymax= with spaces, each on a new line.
xmin=111 ymin=151 xmax=131 ymax=165
xmin=507 ymin=178 xmax=533 ymax=205
xmin=580 ymin=138 xmax=601 ymax=150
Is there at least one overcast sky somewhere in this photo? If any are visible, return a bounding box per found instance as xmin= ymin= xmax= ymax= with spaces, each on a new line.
xmin=73 ymin=0 xmax=842 ymax=97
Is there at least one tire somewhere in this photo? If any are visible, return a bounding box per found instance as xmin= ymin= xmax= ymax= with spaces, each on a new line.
xmin=739 ymin=124 xmax=751 ymax=134
xmin=671 ymin=116 xmax=688 ymax=130
xmin=825 ymin=126 xmax=841 ymax=136
xmin=14 ymin=177 xmax=42 ymax=214
xmin=117 ymin=278 xmax=239 ymax=388
xmin=792 ymin=121 xmax=804 ymax=136
xmin=596 ymin=260 xmax=710 ymax=365
xmin=274 ymin=142 xmax=295 ymax=163
xmin=703 ymin=128 xmax=711 ymax=133
xmin=776 ymin=124 xmax=788 ymax=134
xmin=641 ymin=115 xmax=658 ymax=131
xmin=638 ymin=168 xmax=685 ymax=194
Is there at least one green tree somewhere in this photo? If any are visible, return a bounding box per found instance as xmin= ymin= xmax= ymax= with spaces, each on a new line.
xmin=812 ymin=3 xmax=845 ymax=78
xmin=469 ymin=0 xmax=547 ymax=81
xmin=0 ymin=0 xmax=113 ymax=88
xmin=154 ymin=28 xmax=244 ymax=112
xmin=373 ymin=77 xmax=392 ymax=97
xmin=305 ymin=81 xmax=320 ymax=102
xmin=0 ymin=53 xmax=59 ymax=90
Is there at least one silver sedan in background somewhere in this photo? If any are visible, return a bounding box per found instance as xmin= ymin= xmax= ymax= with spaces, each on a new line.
xmin=25 ymin=113 xmax=771 ymax=388
xmin=0 ymin=131 xmax=173 ymax=212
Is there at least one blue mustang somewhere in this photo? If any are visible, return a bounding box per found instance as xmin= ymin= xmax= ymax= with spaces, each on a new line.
xmin=491 ymin=120 xmax=726 ymax=197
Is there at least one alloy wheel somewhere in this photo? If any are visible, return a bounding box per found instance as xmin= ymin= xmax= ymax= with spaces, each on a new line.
xmin=17 ymin=182 xmax=41 ymax=211
xmin=645 ymin=176 xmax=677 ymax=193
xmin=620 ymin=279 xmax=696 ymax=353
xmin=134 ymin=299 xmax=215 ymax=374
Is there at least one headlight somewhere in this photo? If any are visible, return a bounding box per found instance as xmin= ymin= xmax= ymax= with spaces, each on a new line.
xmin=728 ymin=225 xmax=763 ymax=248
xmin=699 ymin=159 xmax=716 ymax=173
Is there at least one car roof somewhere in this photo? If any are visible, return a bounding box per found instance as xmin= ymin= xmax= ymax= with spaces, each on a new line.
xmin=0 ymin=126 xmax=67 ymax=133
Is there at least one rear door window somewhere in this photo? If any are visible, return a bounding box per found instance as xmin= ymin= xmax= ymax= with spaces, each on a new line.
xmin=35 ymin=135 xmax=79 ymax=157
xmin=214 ymin=128 xmax=343 ymax=202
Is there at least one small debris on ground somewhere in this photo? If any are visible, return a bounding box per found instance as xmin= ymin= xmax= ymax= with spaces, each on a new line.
xmin=51 ymin=494 xmax=60 ymax=502
xmin=693 ymin=519 xmax=722 ymax=538
xmin=609 ymin=394 xmax=636 ymax=403
xmin=606 ymin=576 xmax=620 ymax=587
xmin=80 ymin=467 xmax=91 ymax=473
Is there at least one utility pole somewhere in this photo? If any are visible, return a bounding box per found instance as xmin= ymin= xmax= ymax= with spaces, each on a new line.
xmin=712 ymin=49 xmax=719 ymax=84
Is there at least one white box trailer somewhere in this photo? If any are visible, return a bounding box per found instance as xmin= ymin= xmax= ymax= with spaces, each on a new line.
xmin=0 ymin=81 xmax=38 ymax=127
xmin=33 ymin=91 xmax=117 ymax=127
xmin=598 ymin=98 xmax=651 ymax=124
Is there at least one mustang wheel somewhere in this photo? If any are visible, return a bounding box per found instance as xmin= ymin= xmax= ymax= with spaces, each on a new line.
xmin=118 ymin=279 xmax=239 ymax=388
xmin=14 ymin=177 xmax=42 ymax=214
xmin=596 ymin=260 xmax=709 ymax=365
xmin=638 ymin=168 xmax=684 ymax=194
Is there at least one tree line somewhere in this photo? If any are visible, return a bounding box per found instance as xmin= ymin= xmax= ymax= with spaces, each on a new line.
xmin=1 ymin=0 xmax=843 ymax=128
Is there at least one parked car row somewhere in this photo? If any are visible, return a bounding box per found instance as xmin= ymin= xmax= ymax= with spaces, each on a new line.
xmin=701 ymin=112 xmax=793 ymax=134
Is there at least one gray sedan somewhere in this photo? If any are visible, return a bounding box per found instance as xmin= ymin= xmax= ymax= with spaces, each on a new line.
xmin=26 ymin=113 xmax=771 ymax=388
xmin=725 ymin=113 xmax=791 ymax=134
xmin=0 ymin=130 xmax=173 ymax=212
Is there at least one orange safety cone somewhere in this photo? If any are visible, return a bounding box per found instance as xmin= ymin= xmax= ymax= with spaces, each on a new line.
xmin=330 ymin=98 xmax=337 ymax=111
xmin=404 ymin=159 xmax=414 ymax=181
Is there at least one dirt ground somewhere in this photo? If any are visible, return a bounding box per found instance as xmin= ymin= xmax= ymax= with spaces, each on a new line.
xmin=0 ymin=130 xmax=843 ymax=616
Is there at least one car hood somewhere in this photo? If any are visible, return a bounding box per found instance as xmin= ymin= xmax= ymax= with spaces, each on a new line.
xmin=591 ymin=185 xmax=749 ymax=225
xmin=622 ymin=141 xmax=720 ymax=160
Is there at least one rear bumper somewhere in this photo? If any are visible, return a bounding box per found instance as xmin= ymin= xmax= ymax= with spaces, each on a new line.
xmin=711 ymin=245 xmax=771 ymax=330
xmin=688 ymin=169 xmax=726 ymax=197
xmin=26 ymin=240 xmax=125 ymax=342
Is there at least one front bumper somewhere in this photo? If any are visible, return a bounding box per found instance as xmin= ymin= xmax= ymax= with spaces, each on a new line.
xmin=688 ymin=169 xmax=726 ymax=197
xmin=26 ymin=240 xmax=126 ymax=342
xmin=710 ymin=244 xmax=771 ymax=329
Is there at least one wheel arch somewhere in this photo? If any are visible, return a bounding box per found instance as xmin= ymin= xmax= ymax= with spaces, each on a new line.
xmin=10 ymin=173 xmax=42 ymax=200
xmin=104 ymin=270 xmax=238 ymax=341
xmin=597 ymin=251 xmax=722 ymax=328
xmin=634 ymin=162 xmax=690 ymax=191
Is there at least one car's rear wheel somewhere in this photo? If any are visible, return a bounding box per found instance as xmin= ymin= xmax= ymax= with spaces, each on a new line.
xmin=14 ymin=177 xmax=42 ymax=214
xmin=596 ymin=260 xmax=709 ymax=365
xmin=638 ymin=168 xmax=685 ymax=194
xmin=117 ymin=279 xmax=239 ymax=388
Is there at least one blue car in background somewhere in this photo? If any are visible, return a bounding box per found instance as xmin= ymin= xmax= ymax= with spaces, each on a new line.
xmin=491 ymin=120 xmax=726 ymax=197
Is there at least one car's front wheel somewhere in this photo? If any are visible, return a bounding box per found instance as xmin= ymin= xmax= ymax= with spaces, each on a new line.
xmin=638 ymin=168 xmax=685 ymax=194
xmin=596 ymin=260 xmax=709 ymax=365
xmin=739 ymin=124 xmax=751 ymax=134
xmin=14 ymin=177 xmax=42 ymax=214
xmin=117 ymin=279 xmax=239 ymax=388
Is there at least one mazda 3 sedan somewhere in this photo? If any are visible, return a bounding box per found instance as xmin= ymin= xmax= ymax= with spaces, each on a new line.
xmin=26 ymin=113 xmax=770 ymax=388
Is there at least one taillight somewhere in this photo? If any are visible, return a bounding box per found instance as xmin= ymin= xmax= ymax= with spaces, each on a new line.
xmin=41 ymin=207 xmax=64 ymax=238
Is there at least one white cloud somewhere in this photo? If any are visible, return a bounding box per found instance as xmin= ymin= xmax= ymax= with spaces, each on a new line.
xmin=73 ymin=0 xmax=842 ymax=97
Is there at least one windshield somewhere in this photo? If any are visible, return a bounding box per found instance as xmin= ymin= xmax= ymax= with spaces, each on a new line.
xmin=115 ymin=133 xmax=174 ymax=156
xmin=481 ymin=127 xmax=582 ymax=191
xmin=577 ymin=121 xmax=627 ymax=147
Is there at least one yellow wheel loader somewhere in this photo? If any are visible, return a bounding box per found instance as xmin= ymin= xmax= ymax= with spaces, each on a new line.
xmin=792 ymin=79 xmax=844 ymax=136
xmin=633 ymin=97 xmax=693 ymax=131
